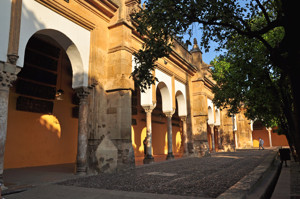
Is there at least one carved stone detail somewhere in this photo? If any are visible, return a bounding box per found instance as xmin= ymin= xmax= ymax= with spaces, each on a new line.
xmin=7 ymin=54 xmax=19 ymax=65
xmin=125 ymin=0 xmax=140 ymax=21
xmin=0 ymin=71 xmax=17 ymax=88
xmin=75 ymin=87 xmax=90 ymax=102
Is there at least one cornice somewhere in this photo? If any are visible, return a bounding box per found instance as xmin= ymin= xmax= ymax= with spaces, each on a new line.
xmin=84 ymin=0 xmax=118 ymax=19
xmin=35 ymin=0 xmax=96 ymax=30
xmin=75 ymin=0 xmax=118 ymax=23
xmin=108 ymin=45 xmax=134 ymax=54
xmin=204 ymin=76 xmax=215 ymax=89
xmin=108 ymin=19 xmax=134 ymax=30
xmin=168 ymin=51 xmax=197 ymax=76
xmin=131 ymin=29 xmax=197 ymax=76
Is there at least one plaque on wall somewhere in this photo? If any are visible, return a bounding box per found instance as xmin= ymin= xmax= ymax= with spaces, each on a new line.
xmin=16 ymin=96 xmax=53 ymax=114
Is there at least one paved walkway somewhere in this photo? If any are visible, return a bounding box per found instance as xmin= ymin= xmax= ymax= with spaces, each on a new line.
xmin=2 ymin=149 xmax=277 ymax=199
xmin=4 ymin=184 xmax=203 ymax=199
xmin=135 ymin=154 xmax=183 ymax=166
xmin=2 ymin=163 xmax=80 ymax=192
xmin=271 ymin=157 xmax=300 ymax=199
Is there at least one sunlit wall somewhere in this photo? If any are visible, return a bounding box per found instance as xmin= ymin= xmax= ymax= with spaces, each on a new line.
xmin=4 ymin=48 xmax=78 ymax=169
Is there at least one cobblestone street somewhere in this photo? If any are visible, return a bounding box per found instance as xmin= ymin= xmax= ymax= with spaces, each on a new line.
xmin=60 ymin=149 xmax=272 ymax=198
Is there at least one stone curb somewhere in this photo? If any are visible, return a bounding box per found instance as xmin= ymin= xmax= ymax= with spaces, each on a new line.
xmin=217 ymin=149 xmax=280 ymax=199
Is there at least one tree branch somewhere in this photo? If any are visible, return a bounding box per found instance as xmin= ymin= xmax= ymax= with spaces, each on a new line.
xmin=254 ymin=0 xmax=271 ymax=24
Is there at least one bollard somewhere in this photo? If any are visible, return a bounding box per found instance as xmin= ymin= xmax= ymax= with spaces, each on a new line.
xmin=279 ymin=148 xmax=291 ymax=167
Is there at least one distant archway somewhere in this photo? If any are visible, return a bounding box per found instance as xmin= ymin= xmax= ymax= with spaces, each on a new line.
xmin=156 ymin=81 xmax=172 ymax=113
xmin=175 ymin=90 xmax=187 ymax=117
xmin=152 ymin=88 xmax=167 ymax=155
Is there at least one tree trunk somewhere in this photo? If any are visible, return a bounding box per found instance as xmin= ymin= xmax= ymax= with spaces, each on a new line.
xmin=284 ymin=0 xmax=300 ymax=161
xmin=289 ymin=72 xmax=300 ymax=161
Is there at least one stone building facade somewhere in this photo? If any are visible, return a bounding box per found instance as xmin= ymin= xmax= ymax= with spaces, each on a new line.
xmin=0 ymin=0 xmax=285 ymax=186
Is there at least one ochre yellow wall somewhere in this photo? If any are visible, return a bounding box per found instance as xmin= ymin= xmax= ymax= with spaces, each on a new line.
xmin=252 ymin=129 xmax=270 ymax=147
xmin=4 ymin=55 xmax=78 ymax=169
xmin=271 ymin=133 xmax=289 ymax=146
xmin=132 ymin=114 xmax=182 ymax=157
xmin=131 ymin=88 xmax=183 ymax=158
xmin=252 ymin=129 xmax=288 ymax=147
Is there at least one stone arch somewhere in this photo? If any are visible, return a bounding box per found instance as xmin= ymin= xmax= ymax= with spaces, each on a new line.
xmin=208 ymin=106 xmax=214 ymax=125
xmin=21 ymin=29 xmax=87 ymax=89
xmin=175 ymin=90 xmax=187 ymax=117
xmin=156 ymin=81 xmax=172 ymax=113
xmin=5 ymin=35 xmax=79 ymax=170
xmin=18 ymin=0 xmax=90 ymax=88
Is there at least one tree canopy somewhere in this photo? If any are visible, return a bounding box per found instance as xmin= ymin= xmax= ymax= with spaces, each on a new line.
xmin=132 ymin=0 xmax=300 ymax=158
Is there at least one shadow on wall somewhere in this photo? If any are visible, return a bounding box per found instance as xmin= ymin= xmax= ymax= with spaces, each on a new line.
xmin=221 ymin=132 xmax=235 ymax=152
xmin=4 ymin=2 xmax=94 ymax=169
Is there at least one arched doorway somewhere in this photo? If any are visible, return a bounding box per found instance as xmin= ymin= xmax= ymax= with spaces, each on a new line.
xmin=174 ymin=90 xmax=187 ymax=155
xmin=152 ymin=88 xmax=167 ymax=156
xmin=252 ymin=121 xmax=289 ymax=147
xmin=207 ymin=106 xmax=214 ymax=151
xmin=173 ymin=100 xmax=183 ymax=156
xmin=131 ymin=84 xmax=147 ymax=165
xmin=252 ymin=121 xmax=270 ymax=147
xmin=4 ymin=33 xmax=81 ymax=186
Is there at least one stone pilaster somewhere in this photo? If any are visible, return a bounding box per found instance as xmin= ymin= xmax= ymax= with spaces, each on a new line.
xmin=209 ymin=124 xmax=215 ymax=152
xmin=75 ymin=87 xmax=90 ymax=175
xmin=215 ymin=125 xmax=222 ymax=150
xmin=165 ymin=111 xmax=174 ymax=160
xmin=180 ymin=116 xmax=188 ymax=155
xmin=142 ymin=105 xmax=155 ymax=164
xmin=0 ymin=62 xmax=19 ymax=186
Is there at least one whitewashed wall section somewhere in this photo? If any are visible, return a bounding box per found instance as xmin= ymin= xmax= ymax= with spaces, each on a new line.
xmin=132 ymin=56 xmax=187 ymax=114
xmin=132 ymin=55 xmax=154 ymax=107
xmin=174 ymin=80 xmax=187 ymax=116
xmin=155 ymin=69 xmax=172 ymax=113
xmin=0 ymin=0 xmax=12 ymax=62
xmin=18 ymin=0 xmax=91 ymax=88
xmin=207 ymin=98 xmax=214 ymax=125
xmin=215 ymin=108 xmax=221 ymax=126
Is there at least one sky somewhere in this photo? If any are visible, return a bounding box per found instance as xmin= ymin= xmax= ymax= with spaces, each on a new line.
xmin=182 ymin=26 xmax=222 ymax=65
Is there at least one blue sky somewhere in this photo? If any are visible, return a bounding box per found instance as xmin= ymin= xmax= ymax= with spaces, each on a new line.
xmin=182 ymin=25 xmax=222 ymax=65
